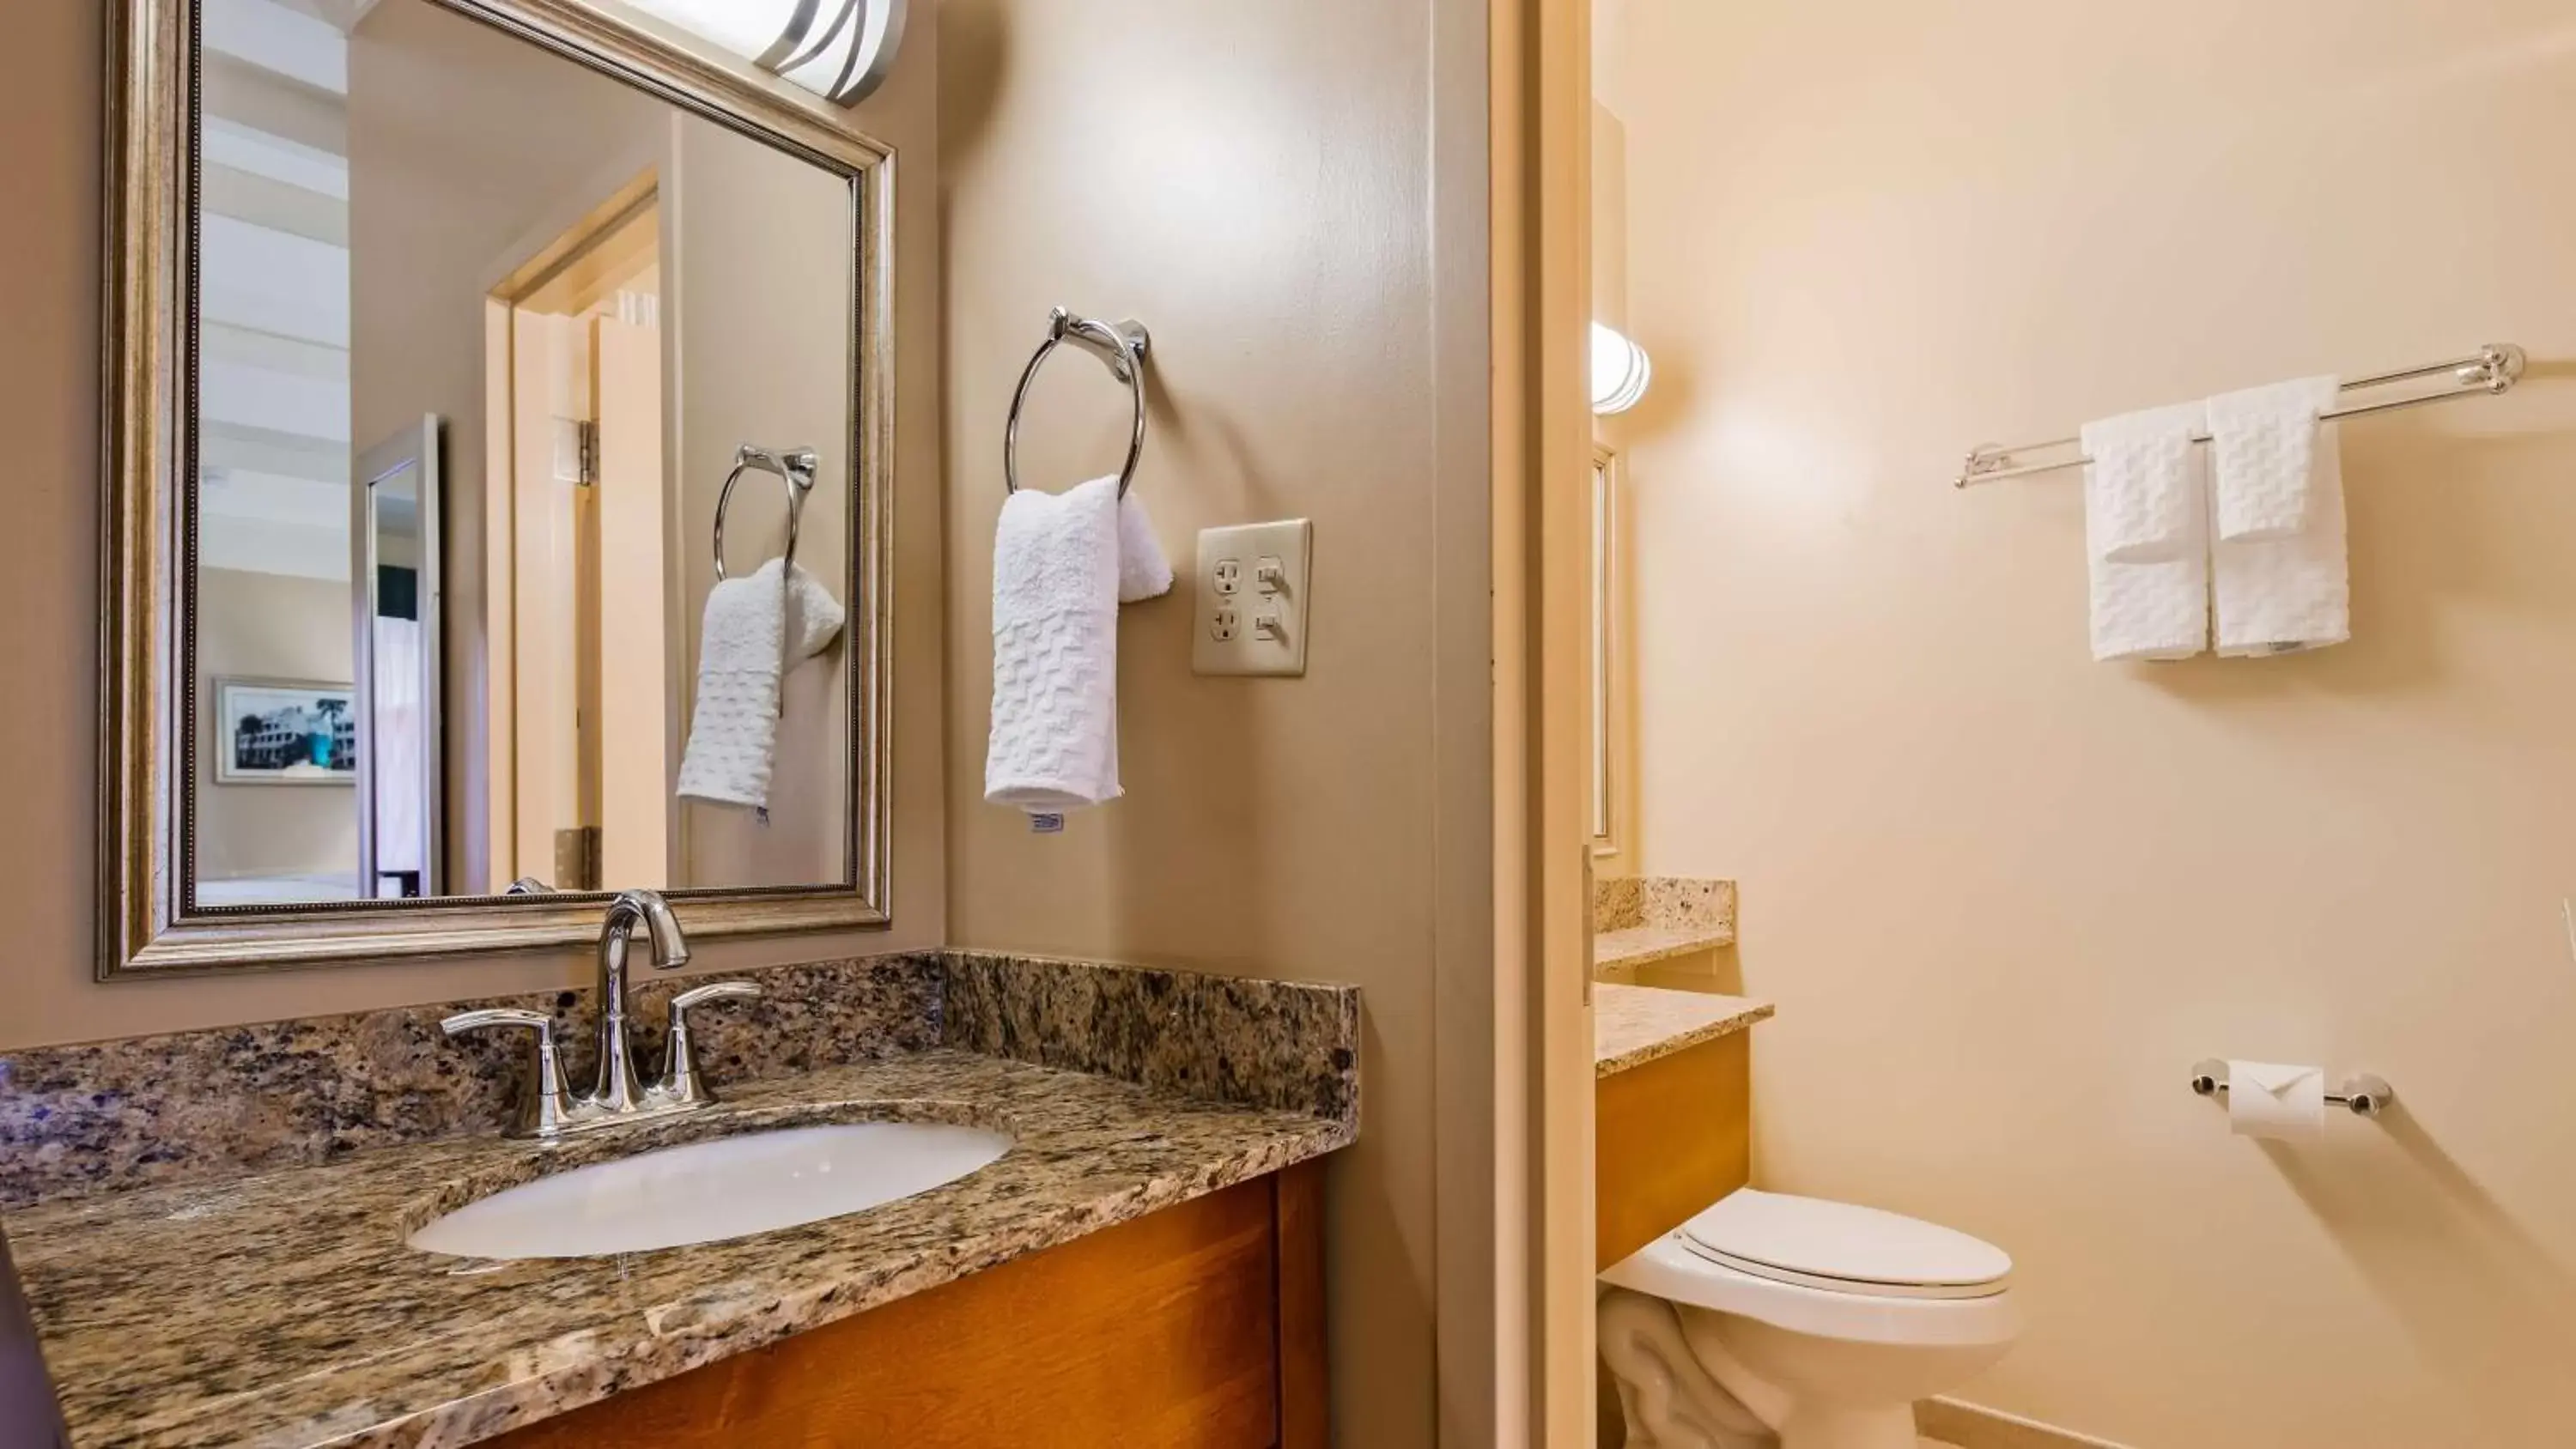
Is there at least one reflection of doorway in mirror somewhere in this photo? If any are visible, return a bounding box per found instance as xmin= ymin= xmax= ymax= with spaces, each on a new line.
xmin=353 ymin=417 xmax=445 ymax=900
xmin=486 ymin=174 xmax=672 ymax=894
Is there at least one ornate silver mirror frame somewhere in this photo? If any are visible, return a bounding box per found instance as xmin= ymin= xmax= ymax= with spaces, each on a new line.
xmin=99 ymin=0 xmax=895 ymax=979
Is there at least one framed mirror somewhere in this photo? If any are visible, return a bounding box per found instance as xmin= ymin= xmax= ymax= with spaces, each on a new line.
xmin=100 ymin=0 xmax=893 ymax=978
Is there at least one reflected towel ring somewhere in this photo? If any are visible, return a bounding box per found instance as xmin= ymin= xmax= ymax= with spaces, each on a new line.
xmin=714 ymin=444 xmax=819 ymax=581
xmin=1003 ymin=306 xmax=1152 ymax=499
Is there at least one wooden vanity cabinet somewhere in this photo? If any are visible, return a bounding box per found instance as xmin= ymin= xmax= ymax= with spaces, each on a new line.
xmin=1595 ymin=1029 xmax=1751 ymax=1270
xmin=493 ymin=1160 xmax=1326 ymax=1449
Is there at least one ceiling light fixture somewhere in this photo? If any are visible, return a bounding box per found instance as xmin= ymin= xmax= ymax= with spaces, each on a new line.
xmin=623 ymin=0 xmax=909 ymax=106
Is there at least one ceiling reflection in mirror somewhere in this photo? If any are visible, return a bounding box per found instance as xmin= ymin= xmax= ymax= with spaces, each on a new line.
xmin=190 ymin=0 xmax=859 ymax=909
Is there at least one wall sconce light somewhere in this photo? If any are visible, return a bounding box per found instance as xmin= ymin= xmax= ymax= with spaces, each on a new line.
xmin=623 ymin=0 xmax=909 ymax=106
xmin=1590 ymin=323 xmax=1651 ymax=415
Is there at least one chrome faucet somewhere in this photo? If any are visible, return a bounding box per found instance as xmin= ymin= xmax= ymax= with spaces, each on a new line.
xmin=441 ymin=889 xmax=763 ymax=1139
xmin=589 ymin=888 xmax=690 ymax=1113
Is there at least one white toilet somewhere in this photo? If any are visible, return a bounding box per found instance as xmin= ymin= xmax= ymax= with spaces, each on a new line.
xmin=1598 ymin=1190 xmax=2020 ymax=1449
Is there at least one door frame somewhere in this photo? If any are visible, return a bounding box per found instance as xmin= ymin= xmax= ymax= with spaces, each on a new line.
xmin=350 ymin=414 xmax=447 ymax=900
xmin=1432 ymin=0 xmax=1597 ymax=1441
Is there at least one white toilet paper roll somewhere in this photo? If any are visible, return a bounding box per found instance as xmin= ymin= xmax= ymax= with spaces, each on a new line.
xmin=2228 ymin=1060 xmax=2325 ymax=1141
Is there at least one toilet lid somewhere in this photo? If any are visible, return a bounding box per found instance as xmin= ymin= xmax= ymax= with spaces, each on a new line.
xmin=1677 ymin=1190 xmax=2012 ymax=1300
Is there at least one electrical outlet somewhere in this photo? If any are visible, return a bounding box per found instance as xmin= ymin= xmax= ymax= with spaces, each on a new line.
xmin=1194 ymin=520 xmax=1312 ymax=676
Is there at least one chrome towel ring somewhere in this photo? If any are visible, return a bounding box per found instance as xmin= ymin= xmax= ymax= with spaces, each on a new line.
xmin=1004 ymin=306 xmax=1152 ymax=498
xmin=713 ymin=443 xmax=819 ymax=580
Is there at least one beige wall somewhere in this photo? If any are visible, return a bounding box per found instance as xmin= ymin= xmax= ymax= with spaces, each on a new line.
xmin=937 ymin=2 xmax=1476 ymax=1440
xmin=1611 ymin=3 xmax=2576 ymax=1446
xmin=194 ymin=567 xmax=360 ymax=882
xmin=0 ymin=3 xmax=944 ymax=1048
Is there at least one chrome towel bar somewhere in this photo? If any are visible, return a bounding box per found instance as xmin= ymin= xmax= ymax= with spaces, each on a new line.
xmin=1956 ymin=343 xmax=2526 ymax=488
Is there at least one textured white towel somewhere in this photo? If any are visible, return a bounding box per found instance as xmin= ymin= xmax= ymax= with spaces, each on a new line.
xmin=2215 ymin=423 xmax=2348 ymax=657
xmin=2209 ymin=374 xmax=2338 ymax=542
xmin=2084 ymin=403 xmax=2209 ymax=661
xmin=676 ymin=559 xmax=845 ymax=809
xmin=2081 ymin=401 xmax=2206 ymax=563
xmin=985 ymin=477 xmax=1159 ymax=815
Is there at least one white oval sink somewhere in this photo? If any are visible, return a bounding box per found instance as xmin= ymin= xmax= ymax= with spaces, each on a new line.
xmin=408 ymin=1121 xmax=1012 ymax=1260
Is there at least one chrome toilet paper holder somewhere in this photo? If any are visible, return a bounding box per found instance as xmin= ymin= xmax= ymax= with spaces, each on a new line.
xmin=2190 ymin=1059 xmax=2394 ymax=1119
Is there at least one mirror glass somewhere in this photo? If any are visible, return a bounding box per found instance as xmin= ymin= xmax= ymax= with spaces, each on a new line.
xmin=1589 ymin=448 xmax=1614 ymax=847
xmin=190 ymin=0 xmax=860 ymax=909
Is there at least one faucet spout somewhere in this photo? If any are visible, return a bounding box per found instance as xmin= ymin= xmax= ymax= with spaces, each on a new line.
xmin=590 ymin=889 xmax=690 ymax=1113
xmin=628 ymin=888 xmax=691 ymax=970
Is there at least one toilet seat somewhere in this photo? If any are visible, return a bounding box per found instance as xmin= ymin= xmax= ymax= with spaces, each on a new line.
xmin=1600 ymin=1192 xmax=2022 ymax=1349
xmin=1678 ymin=1190 xmax=2011 ymax=1300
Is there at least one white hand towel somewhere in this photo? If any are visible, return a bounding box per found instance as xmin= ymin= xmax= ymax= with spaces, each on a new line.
xmin=2215 ymin=422 xmax=2348 ymax=656
xmin=2081 ymin=401 xmax=2207 ymax=563
xmin=2209 ymin=374 xmax=2338 ymax=542
xmin=676 ymin=559 xmax=845 ymax=810
xmin=2084 ymin=403 xmax=2209 ymax=662
xmin=1116 ymin=489 xmax=1175 ymax=603
xmin=784 ymin=560 xmax=848 ymax=659
xmin=985 ymin=477 xmax=1127 ymax=813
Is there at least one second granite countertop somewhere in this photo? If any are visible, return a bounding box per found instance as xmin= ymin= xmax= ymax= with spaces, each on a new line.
xmin=1595 ymin=984 xmax=1772 ymax=1076
xmin=9 ymin=1048 xmax=1352 ymax=1449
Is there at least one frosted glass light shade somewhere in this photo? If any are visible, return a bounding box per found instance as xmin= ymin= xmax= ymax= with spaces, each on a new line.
xmin=1590 ymin=322 xmax=1651 ymax=415
xmin=624 ymin=0 xmax=908 ymax=106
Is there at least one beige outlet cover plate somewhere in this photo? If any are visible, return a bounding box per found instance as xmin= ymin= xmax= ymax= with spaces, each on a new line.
xmin=1193 ymin=518 xmax=1313 ymax=676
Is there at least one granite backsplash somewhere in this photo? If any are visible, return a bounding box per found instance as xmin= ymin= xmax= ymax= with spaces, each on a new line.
xmin=0 ymin=950 xmax=1360 ymax=1210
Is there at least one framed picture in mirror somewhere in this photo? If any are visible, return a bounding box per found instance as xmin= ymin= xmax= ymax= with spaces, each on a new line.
xmin=211 ymin=680 xmax=356 ymax=786
xmin=99 ymin=0 xmax=895 ymax=978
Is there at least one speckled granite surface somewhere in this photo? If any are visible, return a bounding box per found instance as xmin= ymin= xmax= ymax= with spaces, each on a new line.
xmin=9 ymin=1052 xmax=1352 ymax=1448
xmin=0 ymin=951 xmax=1362 ymax=1212
xmin=1592 ymin=876 xmax=1738 ymax=972
xmin=1594 ymin=984 xmax=1771 ymax=1076
xmin=0 ymin=955 xmax=947 ymax=1210
xmin=945 ymin=949 xmax=1359 ymax=1124
xmin=0 ymin=949 xmax=1361 ymax=1447
xmin=1595 ymin=923 xmax=1735 ymax=973
xmin=1593 ymin=876 xmax=1737 ymax=936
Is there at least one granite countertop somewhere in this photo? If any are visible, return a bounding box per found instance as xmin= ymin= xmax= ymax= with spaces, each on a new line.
xmin=1594 ymin=922 xmax=1738 ymax=973
xmin=1595 ymin=984 xmax=1772 ymax=1076
xmin=9 ymin=1048 xmax=1353 ymax=1449
xmin=1592 ymin=876 xmax=1737 ymax=974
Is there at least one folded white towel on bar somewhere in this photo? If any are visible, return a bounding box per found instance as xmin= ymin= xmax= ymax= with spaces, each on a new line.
xmin=985 ymin=476 xmax=1171 ymax=816
xmin=2208 ymin=374 xmax=2339 ymax=542
xmin=2083 ymin=402 xmax=2209 ymax=661
xmin=2081 ymin=400 xmax=2207 ymax=563
xmin=2214 ymin=420 xmax=2349 ymax=657
xmin=676 ymin=559 xmax=845 ymax=811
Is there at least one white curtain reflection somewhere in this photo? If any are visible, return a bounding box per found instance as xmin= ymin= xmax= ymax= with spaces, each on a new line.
xmin=370 ymin=615 xmax=427 ymax=894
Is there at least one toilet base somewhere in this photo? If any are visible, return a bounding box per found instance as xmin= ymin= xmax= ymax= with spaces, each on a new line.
xmin=1599 ymin=1271 xmax=2019 ymax=1449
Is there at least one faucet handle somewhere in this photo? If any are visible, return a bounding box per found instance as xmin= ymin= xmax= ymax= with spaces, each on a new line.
xmin=441 ymin=1008 xmax=575 ymax=1139
xmin=657 ymin=982 xmax=762 ymax=1108
xmin=670 ymin=980 xmax=762 ymax=1012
